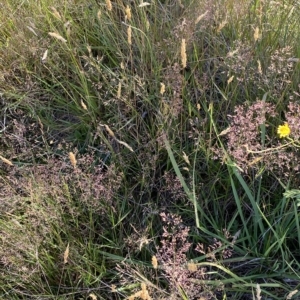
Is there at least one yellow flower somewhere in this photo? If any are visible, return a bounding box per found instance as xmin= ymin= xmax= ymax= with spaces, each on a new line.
xmin=277 ymin=122 xmax=291 ymax=138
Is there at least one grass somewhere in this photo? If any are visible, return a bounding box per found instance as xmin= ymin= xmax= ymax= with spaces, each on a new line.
xmin=1 ymin=0 xmax=300 ymax=299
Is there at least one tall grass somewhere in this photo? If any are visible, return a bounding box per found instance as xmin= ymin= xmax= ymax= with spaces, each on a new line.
xmin=1 ymin=0 xmax=300 ymax=299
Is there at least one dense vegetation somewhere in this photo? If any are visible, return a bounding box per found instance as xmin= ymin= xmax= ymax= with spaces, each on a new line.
xmin=1 ymin=0 xmax=300 ymax=299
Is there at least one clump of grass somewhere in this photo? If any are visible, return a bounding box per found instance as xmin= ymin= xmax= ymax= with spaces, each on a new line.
xmin=215 ymin=99 xmax=300 ymax=186
xmin=0 ymin=149 xmax=125 ymax=298
xmin=2 ymin=0 xmax=300 ymax=299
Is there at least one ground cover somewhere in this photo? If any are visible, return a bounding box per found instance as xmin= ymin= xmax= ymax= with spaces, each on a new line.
xmin=1 ymin=0 xmax=300 ymax=299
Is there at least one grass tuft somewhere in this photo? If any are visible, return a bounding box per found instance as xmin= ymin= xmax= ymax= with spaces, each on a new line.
xmin=1 ymin=0 xmax=300 ymax=299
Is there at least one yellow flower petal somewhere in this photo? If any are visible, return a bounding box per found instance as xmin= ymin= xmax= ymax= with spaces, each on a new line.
xmin=277 ymin=122 xmax=290 ymax=138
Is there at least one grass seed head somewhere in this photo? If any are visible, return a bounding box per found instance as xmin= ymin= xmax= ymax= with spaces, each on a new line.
xmin=217 ymin=19 xmax=227 ymax=33
xmin=256 ymin=283 xmax=262 ymax=300
xmin=88 ymin=293 xmax=97 ymax=300
xmin=64 ymin=21 xmax=71 ymax=37
xmin=105 ymin=0 xmax=112 ymax=11
xmin=48 ymin=32 xmax=67 ymax=43
xmin=104 ymin=124 xmax=115 ymax=138
xmin=187 ymin=262 xmax=198 ymax=272
xmin=227 ymin=75 xmax=234 ymax=84
xmin=195 ymin=10 xmax=209 ymax=24
xmin=146 ymin=18 xmax=150 ymax=31
xmin=254 ymin=26 xmax=261 ymax=42
xmin=127 ymin=26 xmax=132 ymax=45
xmin=151 ymin=255 xmax=158 ymax=269
xmin=160 ymin=82 xmax=165 ymax=95
xmin=125 ymin=5 xmax=132 ymax=21
xmin=81 ymin=99 xmax=87 ymax=110
xmin=97 ymin=9 xmax=101 ymax=20
xmin=63 ymin=243 xmax=69 ymax=264
xmin=117 ymin=81 xmax=122 ymax=98
xmin=286 ymin=290 xmax=298 ymax=300
xmin=41 ymin=49 xmax=48 ymax=62
xmin=69 ymin=152 xmax=77 ymax=168
xmin=138 ymin=2 xmax=151 ymax=7
xmin=182 ymin=151 xmax=190 ymax=165
xmin=181 ymin=38 xmax=187 ymax=68
xmin=257 ymin=59 xmax=262 ymax=75
xmin=51 ymin=7 xmax=62 ymax=20
xmin=0 ymin=155 xmax=13 ymax=166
